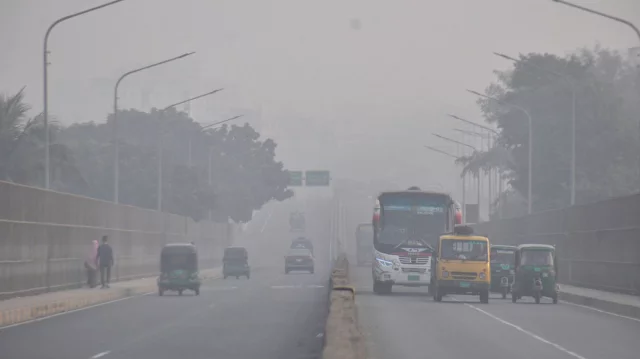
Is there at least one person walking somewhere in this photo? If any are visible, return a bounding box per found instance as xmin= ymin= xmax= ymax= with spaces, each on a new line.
xmin=97 ymin=235 xmax=114 ymax=288
xmin=84 ymin=239 xmax=99 ymax=288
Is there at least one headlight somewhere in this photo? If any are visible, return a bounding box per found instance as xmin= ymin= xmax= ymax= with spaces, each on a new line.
xmin=376 ymin=258 xmax=393 ymax=267
xmin=542 ymin=272 xmax=549 ymax=278
xmin=509 ymin=269 xmax=515 ymax=275
xmin=479 ymin=272 xmax=486 ymax=279
xmin=442 ymin=271 xmax=449 ymax=278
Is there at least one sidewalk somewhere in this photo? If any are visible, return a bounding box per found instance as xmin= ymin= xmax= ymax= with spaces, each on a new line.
xmin=559 ymin=284 xmax=640 ymax=319
xmin=0 ymin=267 xmax=221 ymax=328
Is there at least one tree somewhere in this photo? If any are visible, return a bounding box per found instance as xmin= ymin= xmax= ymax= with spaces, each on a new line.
xmin=57 ymin=107 xmax=292 ymax=222
xmin=0 ymin=89 xmax=86 ymax=191
xmin=461 ymin=48 xmax=639 ymax=213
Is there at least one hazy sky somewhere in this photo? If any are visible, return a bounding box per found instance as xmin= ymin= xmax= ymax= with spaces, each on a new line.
xmin=2 ymin=0 xmax=639 ymax=201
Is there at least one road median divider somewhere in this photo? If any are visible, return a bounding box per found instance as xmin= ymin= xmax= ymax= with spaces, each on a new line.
xmin=322 ymin=254 xmax=366 ymax=359
xmin=0 ymin=267 xmax=221 ymax=328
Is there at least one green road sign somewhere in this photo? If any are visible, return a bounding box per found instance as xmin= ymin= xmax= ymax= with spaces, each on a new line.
xmin=288 ymin=171 xmax=303 ymax=186
xmin=305 ymin=170 xmax=331 ymax=186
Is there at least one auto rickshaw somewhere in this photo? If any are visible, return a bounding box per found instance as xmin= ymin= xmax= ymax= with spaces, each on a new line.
xmin=490 ymin=244 xmax=517 ymax=299
xmin=223 ymin=246 xmax=250 ymax=279
xmin=511 ymin=244 xmax=559 ymax=304
xmin=355 ymin=223 xmax=373 ymax=266
xmin=157 ymin=243 xmax=201 ymax=296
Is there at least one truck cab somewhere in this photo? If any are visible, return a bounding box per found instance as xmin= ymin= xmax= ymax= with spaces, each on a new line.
xmin=430 ymin=225 xmax=491 ymax=303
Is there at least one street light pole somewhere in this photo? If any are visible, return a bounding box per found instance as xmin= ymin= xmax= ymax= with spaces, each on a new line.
xmin=188 ymin=115 xmax=243 ymax=167
xmin=468 ymin=89 xmax=533 ymax=214
xmin=551 ymin=0 xmax=640 ymax=200
xmin=454 ymin=127 xmax=493 ymax=214
xmin=449 ymin=114 xmax=502 ymax=216
xmin=494 ymin=51 xmax=578 ymax=206
xmin=156 ymin=88 xmax=224 ymax=211
xmin=424 ymin=145 xmax=466 ymax=222
xmin=552 ymin=0 xmax=640 ymax=42
xmin=432 ymin=133 xmax=482 ymax=220
xmin=112 ymin=52 xmax=195 ymax=204
xmin=43 ymin=0 xmax=126 ymax=189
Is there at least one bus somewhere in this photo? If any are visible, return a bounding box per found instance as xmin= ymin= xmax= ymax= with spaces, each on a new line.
xmin=371 ymin=187 xmax=458 ymax=294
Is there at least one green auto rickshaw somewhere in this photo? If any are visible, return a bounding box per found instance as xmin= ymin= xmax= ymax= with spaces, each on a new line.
xmin=223 ymin=246 xmax=250 ymax=279
xmin=157 ymin=243 xmax=201 ymax=296
xmin=490 ymin=245 xmax=517 ymax=299
xmin=511 ymin=244 xmax=559 ymax=304
xmin=355 ymin=223 xmax=373 ymax=266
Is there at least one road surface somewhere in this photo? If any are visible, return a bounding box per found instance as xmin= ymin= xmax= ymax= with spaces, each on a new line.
xmin=350 ymin=261 xmax=640 ymax=359
xmin=0 ymin=199 xmax=334 ymax=359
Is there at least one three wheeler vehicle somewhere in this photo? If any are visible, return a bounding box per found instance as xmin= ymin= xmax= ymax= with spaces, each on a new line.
xmin=511 ymin=244 xmax=559 ymax=304
xmin=490 ymin=244 xmax=517 ymax=299
xmin=157 ymin=243 xmax=201 ymax=296
xmin=223 ymin=246 xmax=251 ymax=279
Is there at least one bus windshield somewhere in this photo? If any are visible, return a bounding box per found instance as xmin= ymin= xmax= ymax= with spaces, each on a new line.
xmin=377 ymin=193 xmax=449 ymax=245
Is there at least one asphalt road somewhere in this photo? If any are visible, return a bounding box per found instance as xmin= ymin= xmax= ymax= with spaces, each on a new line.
xmin=0 ymin=198 xmax=334 ymax=359
xmin=350 ymin=261 xmax=640 ymax=359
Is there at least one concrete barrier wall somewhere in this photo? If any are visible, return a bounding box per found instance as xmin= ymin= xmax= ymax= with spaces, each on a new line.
xmin=0 ymin=181 xmax=232 ymax=299
xmin=472 ymin=193 xmax=640 ymax=295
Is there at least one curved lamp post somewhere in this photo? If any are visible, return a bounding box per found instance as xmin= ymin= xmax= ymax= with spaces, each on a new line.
xmin=43 ymin=0 xmax=127 ymax=189
xmin=112 ymin=52 xmax=195 ymax=203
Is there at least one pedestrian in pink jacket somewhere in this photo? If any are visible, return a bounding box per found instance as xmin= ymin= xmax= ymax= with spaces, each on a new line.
xmin=84 ymin=239 xmax=99 ymax=288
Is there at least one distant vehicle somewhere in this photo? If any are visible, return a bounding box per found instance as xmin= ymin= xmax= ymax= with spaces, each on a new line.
xmin=157 ymin=243 xmax=201 ymax=296
xmin=285 ymin=248 xmax=315 ymax=274
xmin=290 ymin=237 xmax=314 ymax=255
xmin=223 ymin=246 xmax=250 ymax=279
xmin=289 ymin=211 xmax=306 ymax=232
xmin=355 ymin=223 xmax=374 ymax=266
xmin=371 ymin=187 xmax=457 ymax=294
xmin=431 ymin=225 xmax=491 ymax=303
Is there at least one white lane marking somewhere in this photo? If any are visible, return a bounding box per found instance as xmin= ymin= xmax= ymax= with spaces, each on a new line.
xmin=270 ymin=285 xmax=325 ymax=289
xmin=560 ymin=300 xmax=640 ymax=323
xmin=463 ymin=302 xmax=588 ymax=359
xmin=0 ymin=291 xmax=155 ymax=331
xmin=259 ymin=208 xmax=274 ymax=233
xmin=204 ymin=286 xmax=237 ymax=291
xmin=91 ymin=351 xmax=111 ymax=359
xmin=316 ymin=333 xmax=324 ymax=338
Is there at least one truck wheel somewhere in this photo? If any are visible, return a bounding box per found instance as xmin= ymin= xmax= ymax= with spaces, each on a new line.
xmin=373 ymin=280 xmax=382 ymax=294
xmin=434 ymin=286 xmax=443 ymax=302
xmin=480 ymin=290 xmax=489 ymax=304
xmin=383 ymin=283 xmax=393 ymax=294
xmin=552 ymin=294 xmax=558 ymax=304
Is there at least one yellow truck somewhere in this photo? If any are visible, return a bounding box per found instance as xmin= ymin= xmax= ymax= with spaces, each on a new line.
xmin=430 ymin=225 xmax=491 ymax=303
